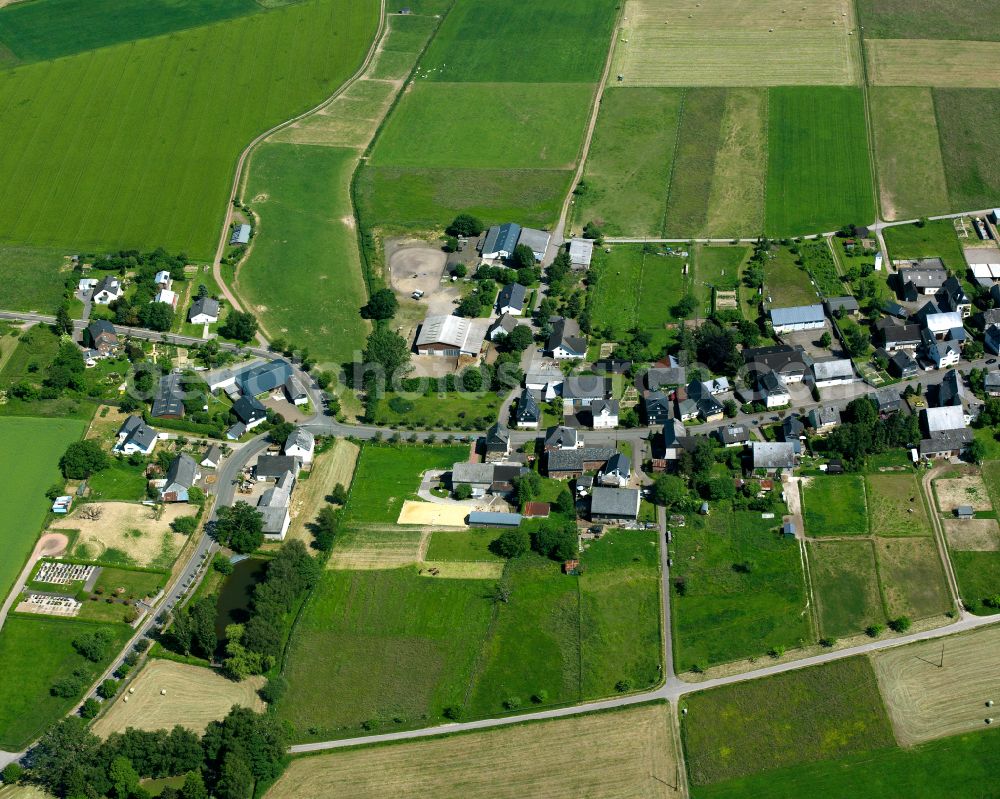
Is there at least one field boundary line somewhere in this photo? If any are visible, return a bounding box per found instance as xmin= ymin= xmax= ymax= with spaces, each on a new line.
xmin=658 ymin=88 xmax=687 ymax=238
xmin=853 ymin=0 xmax=883 ymax=225
xmin=212 ymin=0 xmax=388 ymax=317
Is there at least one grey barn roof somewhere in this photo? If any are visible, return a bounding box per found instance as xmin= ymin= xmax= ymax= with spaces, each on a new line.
xmin=238 ymin=359 xmax=293 ymax=395
xmin=769 ymin=304 xmax=824 ymax=327
xmin=482 ymin=223 xmax=521 ymax=256
xmin=590 ymin=486 xmax=640 ymax=517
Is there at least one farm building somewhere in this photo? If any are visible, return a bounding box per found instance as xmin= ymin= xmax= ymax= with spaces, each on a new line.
xmin=188 ymin=297 xmax=220 ymax=325
xmin=415 ymin=314 xmax=484 ymax=357
xmin=812 ymin=358 xmax=855 ymax=388
xmin=644 ymin=366 xmax=687 ymax=390
xmin=483 ymin=422 xmax=511 ymax=462
xmin=113 ymin=415 xmax=158 ymax=456
xmin=919 ymin=405 xmax=972 ymax=459
xmin=518 ymin=227 xmax=551 ymax=262
xmin=546 ymin=316 xmax=587 ymax=359
xmin=598 ymin=452 xmax=631 ymax=488
xmin=238 ymin=359 xmax=294 ymax=396
xmin=232 ymin=395 xmax=267 ymax=430
xmin=568 ymin=238 xmax=593 ymax=269
xmin=923 ymin=311 xmax=965 ymax=341
xmin=481 ymin=223 xmax=521 ymax=261
xmin=161 ymin=454 xmax=200 ymax=502
xmin=769 ymin=304 xmax=825 ymax=334
xmin=966 ymin=249 xmax=1000 ymax=286
xmin=258 ymin=470 xmax=293 ymax=541
xmin=525 ymin=363 xmax=564 ymax=400
xmin=254 ymin=455 xmax=301 ymax=481
xmin=284 ymin=375 xmax=308 ymax=406
xmin=523 ymin=502 xmax=550 ymax=518
xmin=468 ymin=511 xmax=523 ymax=528
xmin=589 ymin=486 xmax=640 ymax=522
xmin=897 ymin=262 xmax=947 ymax=300
xmin=955 ymin=505 xmax=974 ymax=519
xmin=751 ymin=441 xmax=797 ymax=474
xmin=877 ymin=319 xmax=923 ymax=352
xmin=547 ymin=447 xmax=617 ymax=480
xmin=496 ymin=283 xmax=528 ymax=316
xmin=824 ymin=297 xmax=859 ymax=316
xmin=230 ymin=224 xmax=251 ymax=246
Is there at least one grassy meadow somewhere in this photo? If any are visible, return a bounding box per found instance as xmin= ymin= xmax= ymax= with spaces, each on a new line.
xmin=694 ymin=246 xmax=747 ymax=314
xmin=239 ymin=144 xmax=370 ymax=366
xmin=857 ymin=0 xmax=1000 ymax=41
xmin=0 ymin=416 xmax=86 ymax=602
xmin=802 ymin=474 xmax=868 ymax=536
xmin=882 ymin=219 xmax=967 ymax=273
xmin=764 ymin=247 xmax=820 ymax=308
xmin=934 ymin=88 xmax=1000 ymax=213
xmin=865 ymin=473 xmax=933 ymax=537
xmin=876 ymin=537 xmax=952 ymax=619
xmin=0 ymin=0 xmax=379 ymax=259
xmin=808 ymin=540 xmax=885 ymax=638
xmin=765 ymin=87 xmax=875 ymax=235
xmin=951 ymin=550 xmax=1000 ymax=614
xmin=0 ymin=246 xmax=68 ymax=314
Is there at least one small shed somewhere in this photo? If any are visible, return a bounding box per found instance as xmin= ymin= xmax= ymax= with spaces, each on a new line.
xmin=782 ymin=521 xmax=796 ymax=538
xmin=563 ymin=559 xmax=580 ymax=575
xmin=956 ymin=505 xmax=974 ymax=519
xmin=699 ymin=501 xmax=709 ymax=515
xmin=523 ymin=502 xmax=551 ymax=518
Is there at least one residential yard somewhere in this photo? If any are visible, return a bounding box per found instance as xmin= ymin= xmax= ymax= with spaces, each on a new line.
xmin=669 ymin=506 xmax=811 ymax=671
xmin=372 ymin=392 xmax=503 ymax=431
xmin=799 ymin=240 xmax=845 ymax=299
xmin=694 ymin=246 xmax=748 ymax=315
xmin=267 ymin=703 xmax=682 ymax=799
xmin=86 ymin=459 xmax=148 ymax=501
xmin=681 ymin=657 xmax=895 ymax=786
xmin=0 ymin=617 xmax=131 ymax=750
xmin=807 ymin=540 xmax=885 ymax=638
xmin=866 ymin=473 xmax=932 ymax=536
xmin=883 ymin=219 xmax=968 ymax=274
xmin=802 ymin=474 xmax=869 ymax=536
xmin=764 ymin=246 xmax=820 ymax=308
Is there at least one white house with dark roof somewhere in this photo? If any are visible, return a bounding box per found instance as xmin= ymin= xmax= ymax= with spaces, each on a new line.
xmin=114 ymin=415 xmax=158 ymax=456
xmin=188 ymin=297 xmax=220 ymax=324
xmin=283 ymin=427 xmax=315 ymax=466
xmin=496 ymin=283 xmax=528 ymax=316
xmin=92 ymin=275 xmax=123 ymax=305
xmin=812 ymin=358 xmax=855 ymax=388
xmin=161 ymin=454 xmax=200 ymax=502
xmin=515 ymin=389 xmax=541 ymax=428
xmin=591 ymin=399 xmax=619 ymax=430
xmin=546 ymin=317 xmax=586 ymax=360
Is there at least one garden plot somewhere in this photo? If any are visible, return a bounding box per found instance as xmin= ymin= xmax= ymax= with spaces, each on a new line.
xmin=934 ymin=473 xmax=992 ymax=513
xmin=61 ymin=502 xmax=194 ymax=567
xmin=943 ymin=519 xmax=1000 ymax=551
xmin=610 ymin=0 xmax=859 ymax=87
xmin=871 ymin=625 xmax=1000 ymax=745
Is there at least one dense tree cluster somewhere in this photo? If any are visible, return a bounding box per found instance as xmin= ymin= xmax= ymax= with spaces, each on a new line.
xmin=817 ymin=397 xmax=920 ymax=469
xmin=218 ymin=311 xmax=258 ymax=344
xmin=212 ymin=501 xmax=264 ymax=554
xmin=60 ymin=439 xmax=110 ymax=479
xmin=102 ymin=249 xmax=188 ymax=332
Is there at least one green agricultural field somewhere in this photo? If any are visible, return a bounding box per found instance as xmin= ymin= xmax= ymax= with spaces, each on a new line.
xmin=418 ymin=0 xmax=618 ymax=83
xmin=704 ymin=88 xmax=768 ymax=237
xmin=344 ymin=445 xmax=470 ymax=525
xmin=670 ymin=506 xmax=811 ymax=671
xmin=765 ymin=87 xmax=875 ymax=235
xmin=371 ymin=391 xmax=503 ymax=430
xmin=0 ymin=246 xmax=68 ymax=314
xmin=883 ymin=219 xmax=967 ymax=273
xmin=950 ymin=550 xmax=1000 ymax=614
xmin=857 ymin=0 xmax=1000 ymax=41
xmin=802 ymin=474 xmax=868 ymax=536
xmin=934 ymin=89 xmax=1000 ymax=213
xmin=573 ymin=87 xmax=682 ymax=237
xmin=763 ymin=247 xmax=820 ymax=308
xmin=0 ymin=416 xmax=86 ymax=602
xmin=0 ymin=0 xmax=379 ymax=259
xmin=0 ymin=617 xmax=131 ymax=750
xmin=693 ymin=730 xmax=1000 ymax=799
xmin=239 ymin=144 xmax=369 ymax=366
xmin=356 ymin=166 xmax=572 ymax=230
xmin=865 ymin=473 xmax=932 ymax=537
xmin=425 ymin=530 xmax=503 ymax=563
xmin=578 ymin=530 xmax=662 ymax=698
xmin=694 ymin=246 xmax=747 ymax=315
xmin=808 ymin=540 xmax=885 ymax=638
xmin=681 ymin=657 xmax=895 ymax=787
xmin=870 ymin=88 xmax=950 ymax=221
xmin=0 ymin=0 xmax=260 ymax=63
xmin=371 ymin=82 xmax=593 ymax=169
xmin=663 ymin=88 xmax=726 ymax=237
xmin=876 ymin=537 xmax=952 ymax=619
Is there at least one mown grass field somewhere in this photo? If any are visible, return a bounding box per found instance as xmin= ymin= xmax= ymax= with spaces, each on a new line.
xmin=764 ymin=247 xmax=820 ymax=308
xmin=692 ymin=731 xmax=1000 ymax=799
xmin=239 ymin=144 xmax=370 ymax=366
xmin=670 ymin=506 xmax=810 ymax=671
xmin=867 ymin=40 xmax=1000 ymax=88
xmin=694 ymin=246 xmax=746 ymax=314
xmin=0 ymin=617 xmax=131 ymax=750
xmin=951 ymin=550 xmax=1000 ymax=614
xmin=0 ymin=0 xmax=379 ymax=259
xmin=857 ymin=0 xmax=1000 ymax=41
xmin=574 ymin=87 xmax=682 ymax=236
xmin=883 ymin=219 xmax=967 ymax=273
xmin=808 ymin=539 xmax=884 ymax=638
xmin=682 ymin=657 xmax=894 ymax=786
xmin=765 ymin=87 xmax=875 ymax=235
xmin=934 ymin=88 xmax=1000 ymax=213
xmin=0 ymin=416 xmax=85 ymax=602
xmin=611 ymin=0 xmax=858 ymax=87
xmin=876 ymin=537 xmax=952 ymax=619
xmin=371 ymin=82 xmax=593 ymax=169
xmin=418 ymin=0 xmax=618 ymax=83
xmin=371 ymin=391 xmax=503 ymax=430
xmin=870 ymin=87 xmax=950 ymax=220
xmin=865 ymin=473 xmax=932 ymax=537
xmin=802 ymin=474 xmax=868 ymax=536
xmin=0 ymin=245 xmax=67 ymax=313
xmin=425 ymin=530 xmax=503 ymax=563
xmin=268 ymin=703 xmax=682 ymax=799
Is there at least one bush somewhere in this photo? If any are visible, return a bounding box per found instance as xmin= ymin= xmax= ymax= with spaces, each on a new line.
xmin=888 ymin=616 xmax=911 ymax=633
xmin=443 ymin=705 xmax=463 ymax=720
xmin=503 ymin=696 xmax=522 ymax=710
xmin=615 ymin=679 xmax=632 ymax=693
xmin=530 ymin=690 xmax=548 ymax=704
xmin=490 ymin=528 xmax=529 ymax=559
xmin=98 ymin=678 xmax=119 ymax=699
xmin=79 ymin=698 xmax=101 ymax=719
xmin=865 ymin=624 xmax=884 ymax=638
xmin=259 ymin=675 xmax=287 ymax=704
xmin=453 ymin=483 xmax=473 ymax=500
xmin=2 ymin=764 xmax=23 ymax=785
xmin=387 ymin=396 xmax=414 ymax=414
xmin=446 ymin=213 xmax=484 ymax=238
xmin=212 ymin=554 xmax=235 ymax=575
xmin=171 ymin=516 xmax=199 ymax=535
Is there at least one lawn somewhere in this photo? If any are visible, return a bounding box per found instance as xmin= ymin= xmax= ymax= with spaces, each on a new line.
xmin=0 ymin=0 xmax=379 ymax=259
xmin=857 ymin=0 xmax=1000 ymax=41
xmin=417 ymin=0 xmax=618 ymax=83
xmin=681 ymin=657 xmax=895 ymax=786
xmin=764 ymin=246 xmax=820 ymax=308
xmin=807 ymin=540 xmax=885 ymax=637
xmin=933 ymin=88 xmax=1000 ymax=214
xmin=372 ymin=392 xmax=503 ymax=430
xmin=870 ymin=87 xmax=950 ymax=221
xmin=669 ymin=506 xmax=811 ymax=671
xmin=865 ymin=473 xmax=932 ymax=536
xmin=765 ymin=87 xmax=875 ymax=236
xmin=951 ymin=551 xmax=1000 ymax=614
xmin=0 ymin=416 xmax=86 ymax=603
xmin=344 ymin=445 xmax=470 ymax=525
xmin=663 ymin=88 xmax=727 ymax=237
xmin=0 ymin=616 xmax=131 ymax=750
xmin=425 ymin=530 xmax=504 ymax=563
xmin=0 ymin=0 xmax=259 ymax=63
xmin=802 ymin=474 xmax=868 ymax=536
xmin=371 ymin=82 xmax=593 ymax=170
xmin=694 ymin=246 xmax=746 ymax=314
xmin=0 ymin=246 xmax=68 ymax=314
xmin=692 ymin=730 xmax=1000 ymax=799
xmin=578 ymin=530 xmax=662 ymax=697
xmin=356 ymin=166 xmax=572 ymax=231
xmin=86 ymin=459 xmax=148 ymax=502
xmin=574 ymin=87 xmax=682 ymax=237
xmin=876 ymin=537 xmax=952 ymax=619
xmin=239 ymin=143 xmax=369 ymax=366
xmin=882 ymin=219 xmax=967 ymax=273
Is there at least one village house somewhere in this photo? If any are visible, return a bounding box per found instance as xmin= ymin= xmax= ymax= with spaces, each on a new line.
xmin=546 ymin=447 xmax=617 ymax=480
xmin=91 ymin=275 xmax=123 ymax=305
xmin=651 ymin=419 xmax=699 ymax=472
xmin=591 ymin=399 xmax=619 ymax=430
xmin=937 ymin=276 xmax=971 ymax=318
xmin=546 ymin=317 xmax=587 ymax=360
xmin=643 ymin=390 xmax=673 ymax=425
xmin=896 ymin=260 xmax=948 ymax=300
xmin=824 ymin=296 xmax=860 ymax=317
xmin=812 ymin=358 xmax=856 ymax=389
xmin=544 ymin=425 xmax=581 ymax=451
xmin=525 ymin=363 xmax=564 ymax=400
xmin=715 ymin=424 xmax=750 ymax=448
xmin=113 ymin=415 xmax=158 ymax=456
xmin=258 ymin=470 xmax=293 ymax=541
xmin=151 ymin=373 xmax=186 ymax=419
xmin=496 ymin=283 xmax=527 ymax=316
xmin=201 ymin=444 xmax=222 ymax=469
xmin=238 ymin=359 xmax=293 ymax=396
xmin=483 ymin=422 xmax=511 ymax=463
xmin=808 ymin=406 xmax=841 ymax=432
xmin=188 ymin=297 xmax=220 ymax=325
xmin=83 ymin=320 xmax=120 ymax=357
xmin=568 ymin=238 xmax=593 ymax=270
xmin=254 ymin=455 xmax=301 ymax=482
xmin=598 ymin=452 xmax=631 ymax=488
xmin=487 ymin=313 xmax=519 ymax=342
xmin=876 ymin=318 xmax=923 ymax=352
xmin=284 ymin=375 xmax=308 ymax=406
xmin=283 ymin=427 xmax=315 ymax=466
xmin=937 ymin=369 xmax=981 ymax=425
xmin=589 ymin=486 xmax=640 ymax=522
xmin=920 ymin=405 xmax=972 ymax=459
xmin=232 ymin=395 xmax=267 ymax=431
xmin=161 ymin=453 xmax=200 ymax=502
xmin=986 ymin=371 xmax=1000 ymax=397
xmin=515 ymin=389 xmax=541 ymax=428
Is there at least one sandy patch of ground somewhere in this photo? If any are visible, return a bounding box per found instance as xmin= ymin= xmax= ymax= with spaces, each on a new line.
xmin=419 ymin=561 xmax=504 ymax=580
xmin=285 ymin=440 xmax=360 ymax=546
xmin=397 ymin=500 xmax=471 ymax=527
xmin=934 ymin=474 xmax=992 ymax=512
xmin=388 ymin=240 xmax=458 ymax=315
xmin=59 ymin=502 xmax=194 ymax=568
xmin=942 ymin=519 xmax=1000 ymax=551
xmin=871 ymin=626 xmax=1000 ymax=746
xmin=91 ymin=660 xmax=265 ymax=738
